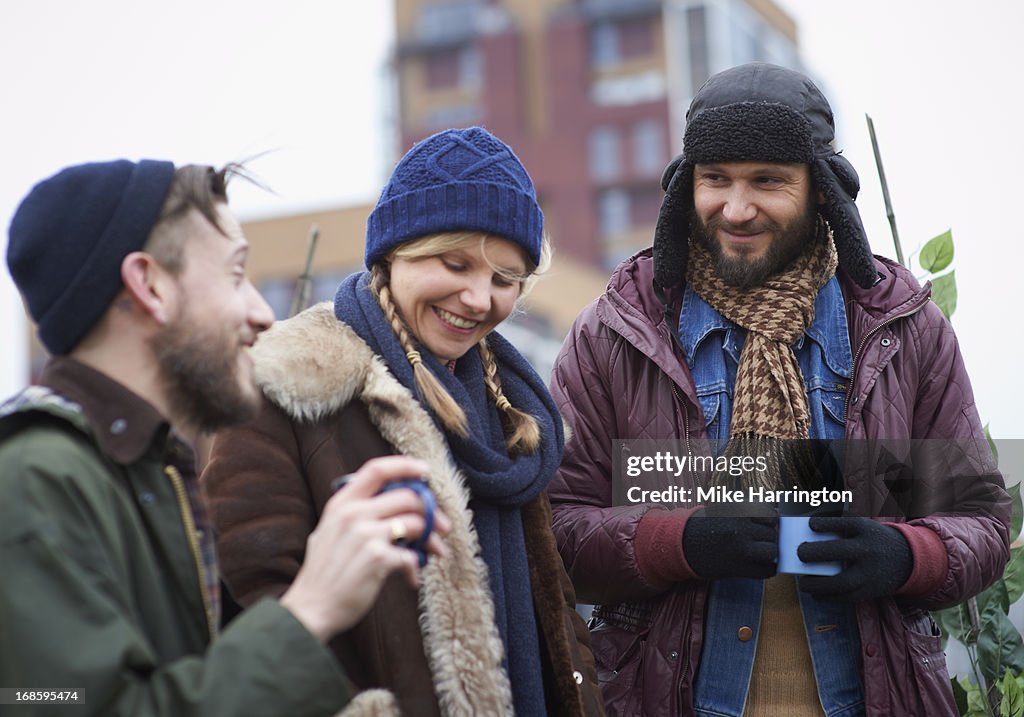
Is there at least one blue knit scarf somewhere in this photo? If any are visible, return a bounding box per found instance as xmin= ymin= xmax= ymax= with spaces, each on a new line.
xmin=334 ymin=272 xmax=562 ymax=716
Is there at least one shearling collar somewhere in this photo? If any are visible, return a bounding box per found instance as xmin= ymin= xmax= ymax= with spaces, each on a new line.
xmin=251 ymin=302 xmax=515 ymax=716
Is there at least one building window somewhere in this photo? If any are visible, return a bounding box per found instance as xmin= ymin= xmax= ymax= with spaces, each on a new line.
xmin=425 ymin=46 xmax=481 ymax=90
xmin=598 ymin=185 xmax=663 ymax=237
xmin=687 ymin=6 xmax=709 ymax=94
xmin=730 ymin=6 xmax=764 ymax=66
xmin=425 ymin=102 xmax=482 ymax=129
xmin=597 ymin=188 xmax=631 ymax=236
xmin=631 ymin=119 xmax=664 ymax=176
xmin=417 ymin=1 xmax=478 ymax=43
xmin=618 ymin=17 xmax=654 ymax=60
xmin=257 ymin=277 xmax=296 ymax=320
xmin=629 ymin=185 xmax=664 ymax=226
xmin=426 ymin=49 xmax=461 ymax=89
xmin=460 ymin=46 xmax=482 ymax=88
xmin=590 ymin=17 xmax=655 ymax=69
xmin=589 ymin=126 xmax=621 ymax=182
xmin=597 ymin=185 xmax=664 ymax=270
xmin=591 ymin=22 xmax=618 ymax=67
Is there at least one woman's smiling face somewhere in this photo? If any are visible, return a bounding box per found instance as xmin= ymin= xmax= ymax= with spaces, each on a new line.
xmin=388 ymin=235 xmax=528 ymax=362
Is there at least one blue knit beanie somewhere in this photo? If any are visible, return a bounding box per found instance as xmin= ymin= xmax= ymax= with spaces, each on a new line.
xmin=365 ymin=127 xmax=543 ymax=268
xmin=7 ymin=159 xmax=176 ymax=355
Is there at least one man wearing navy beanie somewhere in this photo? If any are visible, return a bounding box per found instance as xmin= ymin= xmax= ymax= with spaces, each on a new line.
xmin=1 ymin=160 xmax=448 ymax=716
xmin=8 ymin=159 xmax=177 ymax=355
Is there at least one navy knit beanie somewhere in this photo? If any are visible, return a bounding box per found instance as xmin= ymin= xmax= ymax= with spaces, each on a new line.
xmin=7 ymin=159 xmax=176 ymax=355
xmin=365 ymin=127 xmax=543 ymax=268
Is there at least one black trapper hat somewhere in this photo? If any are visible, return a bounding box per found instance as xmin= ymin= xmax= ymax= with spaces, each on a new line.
xmin=653 ymin=62 xmax=879 ymax=290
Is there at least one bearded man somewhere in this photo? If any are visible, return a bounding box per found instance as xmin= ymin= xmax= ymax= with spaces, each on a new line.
xmin=548 ymin=63 xmax=1009 ymax=716
xmin=0 ymin=160 xmax=447 ymax=716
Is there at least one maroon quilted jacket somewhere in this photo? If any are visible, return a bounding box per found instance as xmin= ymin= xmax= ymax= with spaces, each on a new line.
xmin=549 ymin=249 xmax=1010 ymax=716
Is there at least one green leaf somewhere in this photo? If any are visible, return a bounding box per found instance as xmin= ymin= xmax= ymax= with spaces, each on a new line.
xmin=959 ymin=675 xmax=991 ymax=717
xmin=979 ymin=580 xmax=1011 ymax=616
xmin=999 ymin=669 xmax=1024 ymax=717
xmin=1011 ymin=483 xmax=1024 ymax=546
xmin=984 ymin=424 xmax=1000 ymax=464
xmin=932 ymin=270 xmax=958 ymax=319
xmin=920 ymin=229 xmax=955 ymax=273
xmin=953 ymin=676 xmax=971 ymax=714
xmin=1005 ymin=545 xmax=1024 ymax=605
xmin=938 ymin=603 xmax=973 ymax=644
xmin=977 ymin=603 xmax=1024 ymax=683
xmin=967 ymin=696 xmax=991 ymax=716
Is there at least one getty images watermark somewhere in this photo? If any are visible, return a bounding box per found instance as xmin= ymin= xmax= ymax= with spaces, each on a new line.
xmin=612 ymin=438 xmax=1011 ymax=518
xmin=622 ymin=450 xmax=851 ymax=507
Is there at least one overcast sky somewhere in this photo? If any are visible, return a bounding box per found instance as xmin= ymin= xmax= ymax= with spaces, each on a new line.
xmin=2 ymin=1 xmax=1022 ymax=441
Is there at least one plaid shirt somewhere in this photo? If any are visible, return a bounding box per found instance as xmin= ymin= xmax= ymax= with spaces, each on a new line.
xmin=167 ymin=435 xmax=222 ymax=634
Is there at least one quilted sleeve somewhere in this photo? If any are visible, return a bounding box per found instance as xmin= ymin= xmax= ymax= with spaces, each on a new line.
xmin=900 ymin=303 xmax=1011 ymax=609
xmin=548 ymin=306 xmax=697 ymax=604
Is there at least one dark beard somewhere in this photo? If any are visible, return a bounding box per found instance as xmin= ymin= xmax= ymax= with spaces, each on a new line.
xmin=692 ymin=204 xmax=819 ymax=289
xmin=151 ymin=316 xmax=259 ymax=434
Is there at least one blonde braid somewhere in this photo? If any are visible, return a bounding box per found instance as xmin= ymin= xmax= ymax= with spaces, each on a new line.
xmin=369 ymin=265 xmax=469 ymax=437
xmin=478 ymin=339 xmax=541 ymax=455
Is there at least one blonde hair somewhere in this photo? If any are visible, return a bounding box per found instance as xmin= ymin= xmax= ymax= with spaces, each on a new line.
xmin=370 ymin=232 xmax=550 ymax=454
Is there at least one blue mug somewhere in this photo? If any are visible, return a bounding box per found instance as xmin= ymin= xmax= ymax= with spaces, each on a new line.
xmin=778 ymin=516 xmax=841 ymax=576
xmin=378 ymin=479 xmax=436 ymax=567
xmin=331 ymin=475 xmax=436 ymax=567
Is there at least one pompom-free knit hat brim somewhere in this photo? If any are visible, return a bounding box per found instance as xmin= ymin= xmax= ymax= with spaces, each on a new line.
xmin=365 ymin=127 xmax=543 ymax=268
xmin=7 ymin=159 xmax=176 ymax=354
xmin=366 ymin=182 xmax=543 ymax=267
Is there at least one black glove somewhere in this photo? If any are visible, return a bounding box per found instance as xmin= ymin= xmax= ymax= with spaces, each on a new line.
xmin=683 ymin=510 xmax=778 ymax=579
xmin=798 ymin=517 xmax=913 ymax=602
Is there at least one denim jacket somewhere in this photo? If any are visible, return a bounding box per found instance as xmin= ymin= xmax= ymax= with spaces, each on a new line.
xmin=680 ymin=278 xmax=865 ymax=717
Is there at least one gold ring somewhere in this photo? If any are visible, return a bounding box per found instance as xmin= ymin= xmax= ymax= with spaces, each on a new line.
xmin=389 ymin=518 xmax=408 ymax=544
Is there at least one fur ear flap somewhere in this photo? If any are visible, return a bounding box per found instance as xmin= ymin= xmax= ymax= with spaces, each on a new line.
xmin=813 ymin=158 xmax=879 ymax=289
xmin=661 ymin=153 xmax=686 ymax=191
xmin=826 ymin=153 xmax=861 ymax=200
xmin=653 ymin=156 xmax=695 ymax=290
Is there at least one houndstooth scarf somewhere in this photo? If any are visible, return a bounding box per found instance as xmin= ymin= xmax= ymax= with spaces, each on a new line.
xmin=687 ymin=223 xmax=838 ymax=488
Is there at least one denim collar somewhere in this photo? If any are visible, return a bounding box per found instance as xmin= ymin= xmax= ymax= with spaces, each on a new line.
xmin=679 ymin=276 xmax=852 ymax=377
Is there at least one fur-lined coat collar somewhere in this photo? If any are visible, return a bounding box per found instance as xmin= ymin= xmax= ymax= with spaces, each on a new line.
xmin=253 ymin=302 xmax=514 ymax=716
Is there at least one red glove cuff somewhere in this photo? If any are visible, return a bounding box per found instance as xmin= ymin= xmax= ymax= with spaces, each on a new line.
xmin=635 ymin=508 xmax=699 ymax=587
xmin=890 ymin=523 xmax=948 ymax=596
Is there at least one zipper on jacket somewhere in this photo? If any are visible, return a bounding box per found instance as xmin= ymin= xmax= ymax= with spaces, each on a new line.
xmin=670 ymin=383 xmax=692 ymax=457
xmin=656 ymin=293 xmax=694 ymax=456
xmin=164 ymin=465 xmax=216 ymax=642
xmin=843 ymin=298 xmax=929 ymax=423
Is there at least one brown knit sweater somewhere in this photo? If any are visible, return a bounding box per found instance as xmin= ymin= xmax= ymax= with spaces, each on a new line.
xmin=744 ymin=575 xmax=825 ymax=715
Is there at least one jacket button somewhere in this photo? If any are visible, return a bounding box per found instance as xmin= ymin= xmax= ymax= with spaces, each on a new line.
xmin=139 ymin=492 xmax=156 ymax=505
xmin=573 ymin=670 xmax=584 ymax=685
xmin=737 ymin=626 xmax=753 ymax=641
xmin=880 ymin=337 xmax=892 ymax=347
xmin=110 ymin=418 xmax=127 ymax=434
xmin=670 ymin=651 xmax=679 ymax=660
xmin=865 ymin=644 xmax=877 ymax=657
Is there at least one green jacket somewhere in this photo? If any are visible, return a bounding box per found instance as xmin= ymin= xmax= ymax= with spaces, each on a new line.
xmin=0 ymin=367 xmax=350 ymax=717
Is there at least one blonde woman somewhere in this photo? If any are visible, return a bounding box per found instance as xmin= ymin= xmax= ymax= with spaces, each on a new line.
xmin=202 ymin=127 xmax=603 ymax=716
